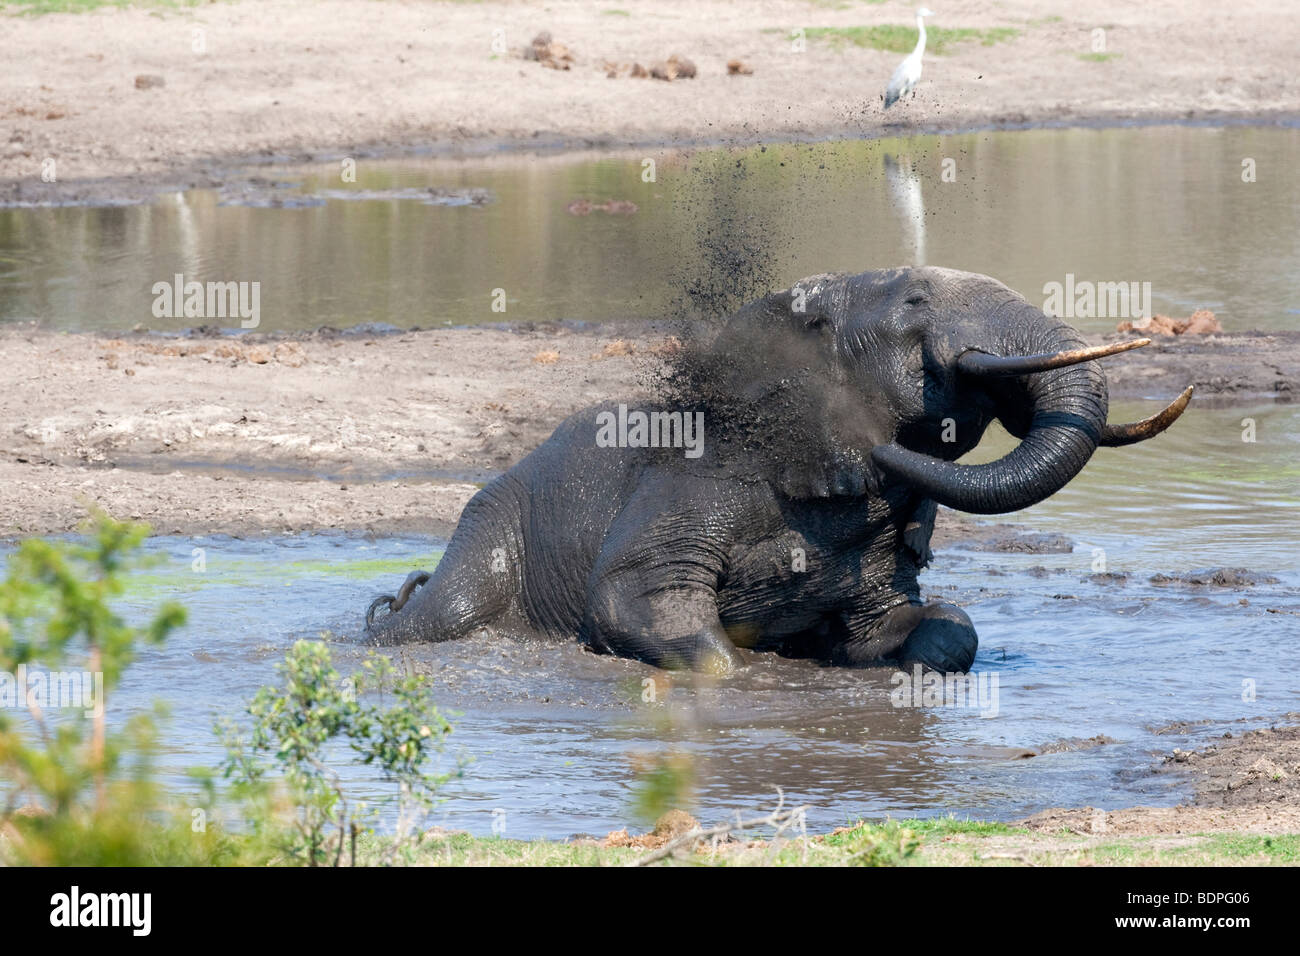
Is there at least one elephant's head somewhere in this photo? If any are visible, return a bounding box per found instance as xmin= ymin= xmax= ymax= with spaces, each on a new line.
xmin=679 ymin=266 xmax=1191 ymax=514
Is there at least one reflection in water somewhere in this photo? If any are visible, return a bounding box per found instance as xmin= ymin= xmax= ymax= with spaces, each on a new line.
xmin=883 ymin=153 xmax=926 ymax=266
xmin=3 ymin=125 xmax=1299 ymax=333
xmin=172 ymin=191 xmax=202 ymax=281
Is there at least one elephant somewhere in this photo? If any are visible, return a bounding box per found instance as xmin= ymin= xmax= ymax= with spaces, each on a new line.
xmin=363 ymin=266 xmax=1191 ymax=674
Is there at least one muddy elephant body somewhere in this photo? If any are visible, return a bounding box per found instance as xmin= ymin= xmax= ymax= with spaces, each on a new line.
xmin=365 ymin=267 xmax=1190 ymax=672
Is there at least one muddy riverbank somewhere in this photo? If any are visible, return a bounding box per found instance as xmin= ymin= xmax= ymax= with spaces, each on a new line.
xmin=3 ymin=324 xmax=1294 ymax=537
xmin=595 ymin=720 xmax=1300 ymax=858
xmin=1017 ymin=720 xmax=1300 ymax=837
xmin=4 ymin=0 xmax=1299 ymax=207
xmin=520 ymin=712 xmax=1300 ymax=851
xmin=601 ymin=720 xmax=1300 ymax=851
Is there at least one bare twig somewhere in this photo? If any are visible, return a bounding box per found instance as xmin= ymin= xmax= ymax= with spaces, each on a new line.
xmin=333 ymin=789 xmax=349 ymax=868
xmin=89 ymin=645 xmax=104 ymax=811
xmin=627 ymin=792 xmax=811 ymax=867
xmin=764 ymin=791 xmax=809 ymax=864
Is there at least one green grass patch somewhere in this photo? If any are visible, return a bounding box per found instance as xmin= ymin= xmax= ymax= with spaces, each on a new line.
xmin=920 ymin=830 xmax=1300 ymax=867
xmin=1078 ymin=52 xmax=1121 ymax=62
xmin=89 ymin=551 xmax=443 ymax=602
xmin=1085 ymin=840 xmax=1146 ymax=864
xmin=817 ymin=820 xmax=921 ymax=864
xmin=355 ymin=831 xmax=643 ymax=867
xmin=355 ymin=820 xmax=927 ymax=867
xmin=896 ymin=816 xmax=1029 ymax=837
xmin=37 ymin=821 xmax=1292 ymax=867
xmin=349 ymin=820 xmax=1300 ymax=867
xmin=1182 ymin=833 xmax=1300 ymax=863
xmin=1048 ymin=833 xmax=1300 ymax=866
xmin=805 ymin=24 xmax=1020 ymax=55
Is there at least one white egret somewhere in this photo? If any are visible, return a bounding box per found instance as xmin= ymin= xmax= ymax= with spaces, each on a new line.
xmin=884 ymin=8 xmax=935 ymax=109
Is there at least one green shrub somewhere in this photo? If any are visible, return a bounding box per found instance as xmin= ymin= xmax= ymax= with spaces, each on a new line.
xmin=217 ymin=641 xmax=459 ymax=866
xmin=2 ymin=514 xmax=459 ymax=866
xmin=0 ymin=513 xmax=212 ymax=864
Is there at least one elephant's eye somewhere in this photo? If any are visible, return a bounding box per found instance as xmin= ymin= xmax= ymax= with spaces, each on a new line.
xmin=905 ymin=295 xmax=928 ymax=307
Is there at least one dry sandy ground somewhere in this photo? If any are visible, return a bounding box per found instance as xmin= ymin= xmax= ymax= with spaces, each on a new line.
xmin=0 ymin=323 xmax=647 ymax=535
xmin=3 ymin=0 xmax=1299 ymax=203
xmin=2 ymin=324 xmax=1293 ymax=538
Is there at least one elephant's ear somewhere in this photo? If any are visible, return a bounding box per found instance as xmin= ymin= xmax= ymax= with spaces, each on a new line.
xmin=686 ymin=271 xmax=870 ymax=499
xmin=744 ymin=273 xmax=877 ymax=501
xmin=767 ymin=272 xmax=847 ymax=330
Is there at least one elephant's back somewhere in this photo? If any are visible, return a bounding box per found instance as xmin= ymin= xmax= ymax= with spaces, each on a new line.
xmin=505 ymin=404 xmax=657 ymax=635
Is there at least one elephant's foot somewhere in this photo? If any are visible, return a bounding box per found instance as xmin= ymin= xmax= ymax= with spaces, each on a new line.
xmin=590 ymin=626 xmax=745 ymax=675
xmin=683 ymin=628 xmax=746 ymax=675
xmin=829 ymin=600 xmax=974 ymax=671
xmin=889 ymin=602 xmax=978 ymax=673
xmin=365 ymin=570 xmax=431 ymax=629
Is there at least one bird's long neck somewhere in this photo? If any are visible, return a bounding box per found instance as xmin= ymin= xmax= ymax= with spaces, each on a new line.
xmin=913 ymin=16 xmax=927 ymax=57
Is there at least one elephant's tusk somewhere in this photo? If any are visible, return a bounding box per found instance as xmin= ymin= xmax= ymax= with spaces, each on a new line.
xmin=957 ymin=338 xmax=1150 ymax=376
xmin=1099 ymin=385 xmax=1194 ymax=447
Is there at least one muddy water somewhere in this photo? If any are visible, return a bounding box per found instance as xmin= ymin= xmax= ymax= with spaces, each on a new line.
xmin=6 ymin=402 xmax=1296 ymax=839
xmin=4 ymin=123 xmax=1298 ymax=837
xmin=3 ymin=124 xmax=1300 ymax=333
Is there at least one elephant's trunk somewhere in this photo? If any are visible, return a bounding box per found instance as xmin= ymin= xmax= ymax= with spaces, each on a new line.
xmin=872 ymin=305 xmax=1108 ymax=515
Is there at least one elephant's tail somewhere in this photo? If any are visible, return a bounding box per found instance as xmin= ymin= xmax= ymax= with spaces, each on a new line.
xmin=362 ymin=482 xmax=524 ymax=645
xmin=365 ymin=570 xmax=431 ymax=629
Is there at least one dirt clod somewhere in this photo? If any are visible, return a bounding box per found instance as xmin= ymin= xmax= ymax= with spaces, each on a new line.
xmin=599 ymin=810 xmax=700 ymax=850
xmin=1118 ymin=309 xmax=1222 ymax=336
xmin=522 ymin=32 xmax=575 ymax=71
xmin=968 ymin=529 xmax=1073 ymax=554
xmin=1149 ymin=567 xmax=1280 ymax=589
xmin=650 ymin=54 xmax=696 ymax=81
